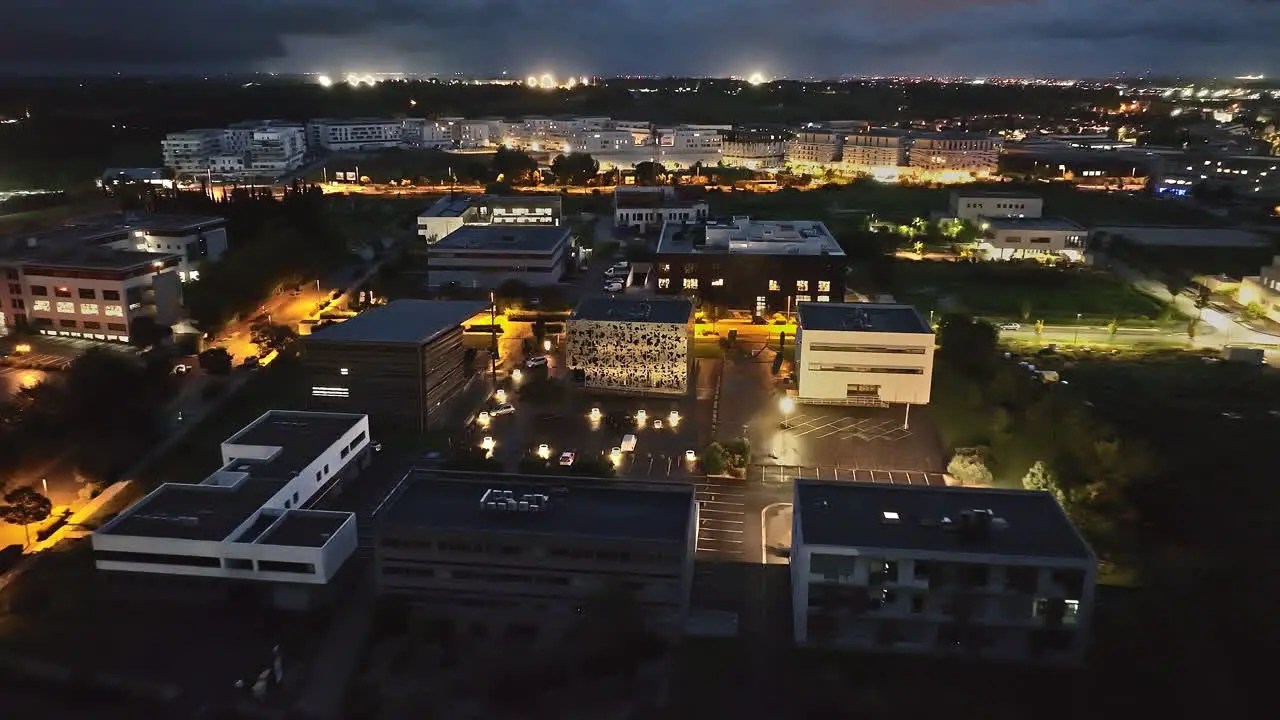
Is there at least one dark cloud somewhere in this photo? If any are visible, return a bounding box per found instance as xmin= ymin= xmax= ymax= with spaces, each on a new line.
xmin=0 ymin=0 xmax=1275 ymax=77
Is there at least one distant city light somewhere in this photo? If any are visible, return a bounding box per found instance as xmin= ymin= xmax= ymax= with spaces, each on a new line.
xmin=747 ymin=72 xmax=767 ymax=86
xmin=317 ymin=74 xmax=333 ymax=88
xmin=540 ymin=73 xmax=555 ymax=89
xmin=526 ymin=75 xmax=539 ymax=88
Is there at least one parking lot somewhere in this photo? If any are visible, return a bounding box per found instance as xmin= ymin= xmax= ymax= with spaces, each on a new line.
xmin=752 ymin=465 xmax=946 ymax=486
xmin=763 ymin=405 xmax=946 ymax=474
xmin=695 ymin=479 xmax=747 ymax=559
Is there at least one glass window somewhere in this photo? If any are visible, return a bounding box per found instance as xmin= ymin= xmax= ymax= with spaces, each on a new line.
xmin=78 ymin=288 xmax=96 ymax=299
xmin=83 ymin=321 xmax=101 ymax=329
xmin=817 ymin=295 xmax=830 ymax=302
xmin=29 ymin=285 xmax=47 ymax=296
xmin=102 ymin=289 xmax=121 ymax=301
xmin=104 ymin=305 xmax=124 ymax=317
xmin=56 ymin=301 xmax=75 ymax=314
xmin=54 ymin=287 xmax=72 ymax=298
xmin=80 ymin=303 xmax=99 ymax=315
xmin=58 ymin=319 xmax=77 ymax=328
xmin=32 ymin=299 xmax=51 ymax=312
xmin=682 ymin=278 xmax=699 ymax=289
xmin=768 ymin=279 xmax=780 ymax=292
xmin=796 ymin=280 xmax=809 ymax=292
xmin=817 ymin=280 xmax=831 ymax=292
xmin=657 ymin=277 xmax=670 ymax=289
xmin=796 ymin=295 xmax=811 ymax=303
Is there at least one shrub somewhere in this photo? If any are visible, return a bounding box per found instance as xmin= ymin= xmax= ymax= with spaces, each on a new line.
xmin=947 ymin=452 xmax=993 ymax=486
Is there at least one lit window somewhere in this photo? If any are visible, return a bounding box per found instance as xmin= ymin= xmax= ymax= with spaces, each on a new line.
xmin=32 ymin=299 xmax=51 ymax=312
xmin=817 ymin=295 xmax=830 ymax=303
xmin=56 ymin=301 xmax=75 ymax=314
xmin=658 ymin=277 xmax=671 ymax=289
xmin=817 ymin=280 xmax=831 ymax=292
xmin=795 ymin=295 xmax=811 ymax=303
xmin=104 ymin=305 xmax=124 ymax=317
xmin=683 ymin=278 xmax=699 ymax=290
xmin=768 ymin=280 xmax=780 ymax=292
xmin=339 ymin=368 xmax=349 ymax=376
xmin=796 ymin=280 xmax=809 ymax=292
xmin=882 ymin=510 xmax=900 ymax=522
xmin=79 ymin=303 xmax=99 ymax=315
xmin=711 ymin=278 xmax=725 ymax=287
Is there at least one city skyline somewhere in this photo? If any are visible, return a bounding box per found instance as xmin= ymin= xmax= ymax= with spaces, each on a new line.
xmin=1 ymin=0 xmax=1277 ymax=79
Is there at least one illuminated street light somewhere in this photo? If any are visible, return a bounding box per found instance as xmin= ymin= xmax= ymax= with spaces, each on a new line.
xmin=495 ymin=389 xmax=507 ymax=404
xmin=526 ymin=75 xmax=539 ymax=88
xmin=668 ymin=410 xmax=681 ymax=427
xmin=590 ymin=407 xmax=602 ymax=421
xmin=512 ymin=368 xmax=523 ymax=383
xmin=481 ymin=436 xmax=495 ymax=451
xmin=317 ymin=74 xmax=333 ymax=88
xmin=543 ymin=339 xmax=552 ymax=353
xmin=780 ymin=395 xmax=795 ymax=428
xmin=540 ymin=73 xmax=555 ymax=89
xmin=747 ymin=72 xmax=767 ymax=86
xmin=477 ymin=411 xmax=491 ymax=428
xmin=536 ymin=443 xmax=551 ymax=460
xmin=636 ymin=409 xmax=647 ymax=426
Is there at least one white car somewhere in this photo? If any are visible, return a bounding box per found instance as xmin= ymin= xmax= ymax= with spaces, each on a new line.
xmin=525 ymin=356 xmax=549 ymax=368
xmin=559 ymin=451 xmax=576 ymax=466
xmin=604 ymin=266 xmax=628 ymax=278
xmin=620 ymin=434 xmax=637 ymax=452
xmin=603 ymin=282 xmax=624 ymax=293
xmin=998 ymin=322 xmax=1022 ymax=331
xmin=491 ymin=403 xmax=516 ymax=416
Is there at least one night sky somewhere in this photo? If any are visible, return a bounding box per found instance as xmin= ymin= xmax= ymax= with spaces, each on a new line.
xmin=2 ymin=0 xmax=1277 ymax=78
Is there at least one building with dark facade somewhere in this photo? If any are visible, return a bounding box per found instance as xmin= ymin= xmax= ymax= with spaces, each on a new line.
xmin=374 ymin=470 xmax=697 ymax=640
xmin=654 ymin=217 xmax=847 ymax=316
xmin=304 ymin=299 xmax=488 ymax=433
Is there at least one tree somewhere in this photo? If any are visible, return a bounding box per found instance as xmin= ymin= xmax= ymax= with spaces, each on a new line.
xmin=947 ymin=453 xmax=993 ymax=487
xmin=1034 ymin=319 xmax=1045 ymax=338
xmin=1022 ymin=461 xmax=1066 ymax=505
xmin=491 ymin=147 xmax=538 ymax=185
xmin=701 ymin=442 xmax=728 ymax=475
xmin=1 ymin=486 xmax=52 ymax=546
xmin=1106 ymin=318 xmax=1120 ymax=339
xmin=550 ymin=153 xmax=600 ymax=186
xmin=1243 ymin=302 xmax=1268 ymax=321
xmin=633 ymin=161 xmax=665 ymax=186
xmin=1020 ymin=299 xmax=1033 ymax=321
xmin=912 ymin=240 xmax=925 ymax=255
xmin=1187 ymin=319 xmax=1198 ymax=341
xmin=936 ymin=314 xmax=999 ymax=380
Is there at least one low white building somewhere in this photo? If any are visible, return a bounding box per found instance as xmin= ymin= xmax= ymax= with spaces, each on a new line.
xmin=979 ymin=217 xmax=1087 ymax=262
xmin=949 ymin=191 xmax=1044 ymax=222
xmin=92 ymin=411 xmax=373 ymax=609
xmin=566 ymin=296 xmax=694 ymax=395
xmin=426 ymin=225 xmax=571 ymax=289
xmin=1238 ymin=256 xmax=1280 ymax=323
xmin=417 ymin=194 xmax=563 ymax=244
xmin=614 ymin=186 xmax=709 ymax=232
xmin=792 ymin=480 xmax=1097 ymax=664
xmin=722 ymin=133 xmax=788 ymax=170
xmin=795 ymin=302 xmax=935 ymax=407
xmin=569 ymin=130 xmax=637 ymax=155
xmin=307 ymin=117 xmax=404 ymax=151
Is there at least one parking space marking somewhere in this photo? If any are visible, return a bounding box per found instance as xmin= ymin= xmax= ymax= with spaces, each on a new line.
xmin=696 ymin=482 xmax=746 ymax=558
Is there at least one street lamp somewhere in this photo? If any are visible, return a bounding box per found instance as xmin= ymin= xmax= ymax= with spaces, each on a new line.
xmin=1074 ymin=312 xmax=1082 ymax=344
xmin=41 ymin=477 xmax=48 ymax=498
xmin=543 ymin=338 xmax=552 ymax=353
xmin=779 ymin=395 xmax=794 ymax=428
xmin=495 ymin=388 xmax=506 ymax=404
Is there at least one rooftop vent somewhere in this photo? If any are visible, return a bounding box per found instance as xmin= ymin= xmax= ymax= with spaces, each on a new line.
xmin=942 ymin=508 xmax=1006 ymax=543
xmin=479 ymin=487 xmax=551 ymax=513
xmin=842 ymin=308 xmax=872 ymax=330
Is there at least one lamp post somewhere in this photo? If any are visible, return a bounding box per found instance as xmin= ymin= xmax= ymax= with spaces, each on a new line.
xmin=1074 ymin=312 xmax=1082 ymax=344
xmin=779 ymin=395 xmax=794 ymax=429
xmin=489 ymin=291 xmax=498 ymax=383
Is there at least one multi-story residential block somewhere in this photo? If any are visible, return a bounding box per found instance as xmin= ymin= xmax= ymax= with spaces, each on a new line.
xmin=249 ymin=123 xmax=307 ymax=174
xmin=91 ymin=411 xmax=371 ymax=609
xmin=375 ymin=471 xmax=697 ymax=640
xmin=979 ymin=218 xmax=1087 ymax=262
xmin=721 ymin=131 xmax=789 ymax=170
xmin=792 ymin=480 xmax=1097 ymax=663
xmin=786 ymin=130 xmax=844 ymax=168
xmin=841 ymin=129 xmax=910 ymax=169
xmin=614 ymin=186 xmax=709 ymax=232
xmin=162 ymin=121 xmax=308 ymax=178
xmin=566 ymin=296 xmax=694 ymax=395
xmin=307 ymin=117 xmax=404 ymax=151
xmin=795 ymin=302 xmax=935 ymax=407
xmin=426 ymin=226 xmax=571 ymax=289
xmin=949 ymin=191 xmax=1044 ymax=221
xmin=304 ymin=300 xmax=487 ymax=433
xmin=908 ymin=133 xmax=1003 ymax=175
xmin=568 ymin=130 xmax=636 ymax=155
xmin=654 ymin=217 xmax=847 ymax=316
xmin=454 ymin=118 xmax=503 ymax=148
xmin=161 ymin=129 xmax=225 ymax=174
xmin=416 ymin=193 xmax=563 ymax=244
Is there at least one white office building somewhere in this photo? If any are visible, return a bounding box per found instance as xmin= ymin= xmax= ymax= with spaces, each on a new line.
xmin=792 ymin=480 xmax=1097 ymax=664
xmin=949 ymin=191 xmax=1044 ymax=222
xmin=426 ymin=225 xmax=571 ymax=289
xmin=569 ymin=130 xmax=637 ymax=155
xmin=841 ymin=130 xmax=910 ymax=169
xmin=417 ymin=194 xmax=563 ymax=244
xmin=614 ymin=186 xmax=709 ymax=232
xmin=91 ymin=411 xmax=372 ymax=609
xmin=795 ymin=302 xmax=935 ymax=407
xmin=979 ymin=218 xmax=1087 ymax=262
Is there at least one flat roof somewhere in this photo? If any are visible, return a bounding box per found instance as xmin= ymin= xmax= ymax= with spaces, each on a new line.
xmin=657 ymin=218 xmax=845 ymax=257
xmin=795 ymin=481 xmax=1094 ymax=560
xmin=571 ymin=296 xmax=694 ymax=324
xmin=421 ymin=194 xmax=480 ymax=218
xmin=797 ymin=302 xmax=932 ymax=334
xmin=983 ymin=217 xmax=1085 ymax=231
xmin=0 ymin=213 xmax=225 ymax=248
xmin=952 ymin=190 xmax=1042 ymax=199
xmin=1091 ymin=225 xmax=1269 ymax=248
xmin=431 ymin=225 xmax=569 ymax=253
xmin=307 ymin=299 xmax=488 ymax=345
xmin=224 ymin=411 xmax=364 ymax=480
xmin=379 ymin=473 xmax=694 ymax=543
xmin=257 ymin=511 xmax=351 ymax=548
xmin=3 ymin=245 xmax=182 ymax=271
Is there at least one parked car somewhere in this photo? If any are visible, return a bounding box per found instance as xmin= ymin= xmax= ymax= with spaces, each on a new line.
xmin=998 ymin=322 xmax=1022 ymax=331
xmin=558 ymin=451 xmax=576 ymax=466
xmin=603 ymin=281 xmax=624 ymax=293
xmin=172 ymin=363 xmax=191 ymax=376
xmin=604 ymin=266 xmax=628 ymax=278
xmin=525 ymin=356 xmax=549 ymax=368
xmin=491 ymin=403 xmax=516 ymax=416
xmin=620 ymin=434 xmax=637 ymax=452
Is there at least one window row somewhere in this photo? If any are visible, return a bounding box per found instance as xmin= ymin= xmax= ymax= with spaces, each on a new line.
xmin=28 ymin=285 xmax=121 ymax=300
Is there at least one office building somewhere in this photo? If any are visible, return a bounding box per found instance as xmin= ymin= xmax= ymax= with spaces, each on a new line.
xmin=566 ymin=296 xmax=694 ymax=395
xmin=375 ymin=471 xmax=697 ymax=639
xmin=949 ymin=191 xmax=1044 ymax=222
xmin=614 ymin=186 xmax=710 ymax=232
xmin=417 ymin=194 xmax=563 ymax=244
xmin=304 ymin=300 xmax=487 ymax=432
xmin=721 ymin=131 xmax=788 ymax=170
xmin=792 ymin=480 xmax=1097 ymax=663
xmin=654 ymin=217 xmax=847 ymax=316
xmin=795 ymin=302 xmax=935 ymax=407
xmin=979 ymin=218 xmax=1087 ymax=262
xmin=426 ymin=225 xmax=571 ymax=289
xmin=92 ymin=411 xmax=371 ymax=609
xmin=568 ymin=130 xmax=637 ymax=155
xmin=909 ymin=134 xmax=1003 ymax=175
xmin=1238 ymin=256 xmax=1280 ymax=323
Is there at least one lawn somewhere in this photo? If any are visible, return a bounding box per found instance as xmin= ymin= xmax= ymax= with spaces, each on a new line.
xmin=891 ymin=260 xmax=1173 ymax=324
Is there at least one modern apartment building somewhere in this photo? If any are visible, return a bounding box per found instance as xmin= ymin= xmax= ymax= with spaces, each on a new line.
xmin=908 ymin=133 xmax=1003 ymax=175
xmin=92 ymin=411 xmax=371 ymax=609
xmin=979 ymin=218 xmax=1087 ymax=262
xmin=162 ymin=121 xmax=308 ymax=177
xmin=375 ymin=471 xmax=697 ymax=640
xmin=795 ymin=302 xmax=936 ymax=407
xmin=566 ymin=296 xmax=695 ymax=395
xmin=304 ymin=300 xmax=487 ymax=432
xmin=614 ymin=186 xmax=710 ymax=232
xmin=1235 ymin=255 xmax=1280 ymax=323
xmin=841 ymin=129 xmax=910 ymax=169
xmin=417 ymin=194 xmax=563 ymax=244
xmin=654 ymin=217 xmax=847 ymax=315
xmin=792 ymin=480 xmax=1097 ymax=663
xmin=426 ymin=225 xmax=572 ymax=289
xmin=786 ymin=130 xmax=844 ymax=168
xmin=307 ymin=117 xmax=403 ymax=151
xmin=161 ymin=129 xmax=225 ymax=175
xmin=249 ymin=123 xmax=307 ymax=174
xmin=949 ymin=191 xmax=1044 ymax=222
xmin=568 ymin=130 xmax=637 ymax=155
xmin=721 ymin=130 xmax=789 ymax=170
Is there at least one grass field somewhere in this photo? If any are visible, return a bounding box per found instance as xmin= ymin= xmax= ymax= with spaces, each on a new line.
xmin=891 ymin=261 xmax=1173 ymax=323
